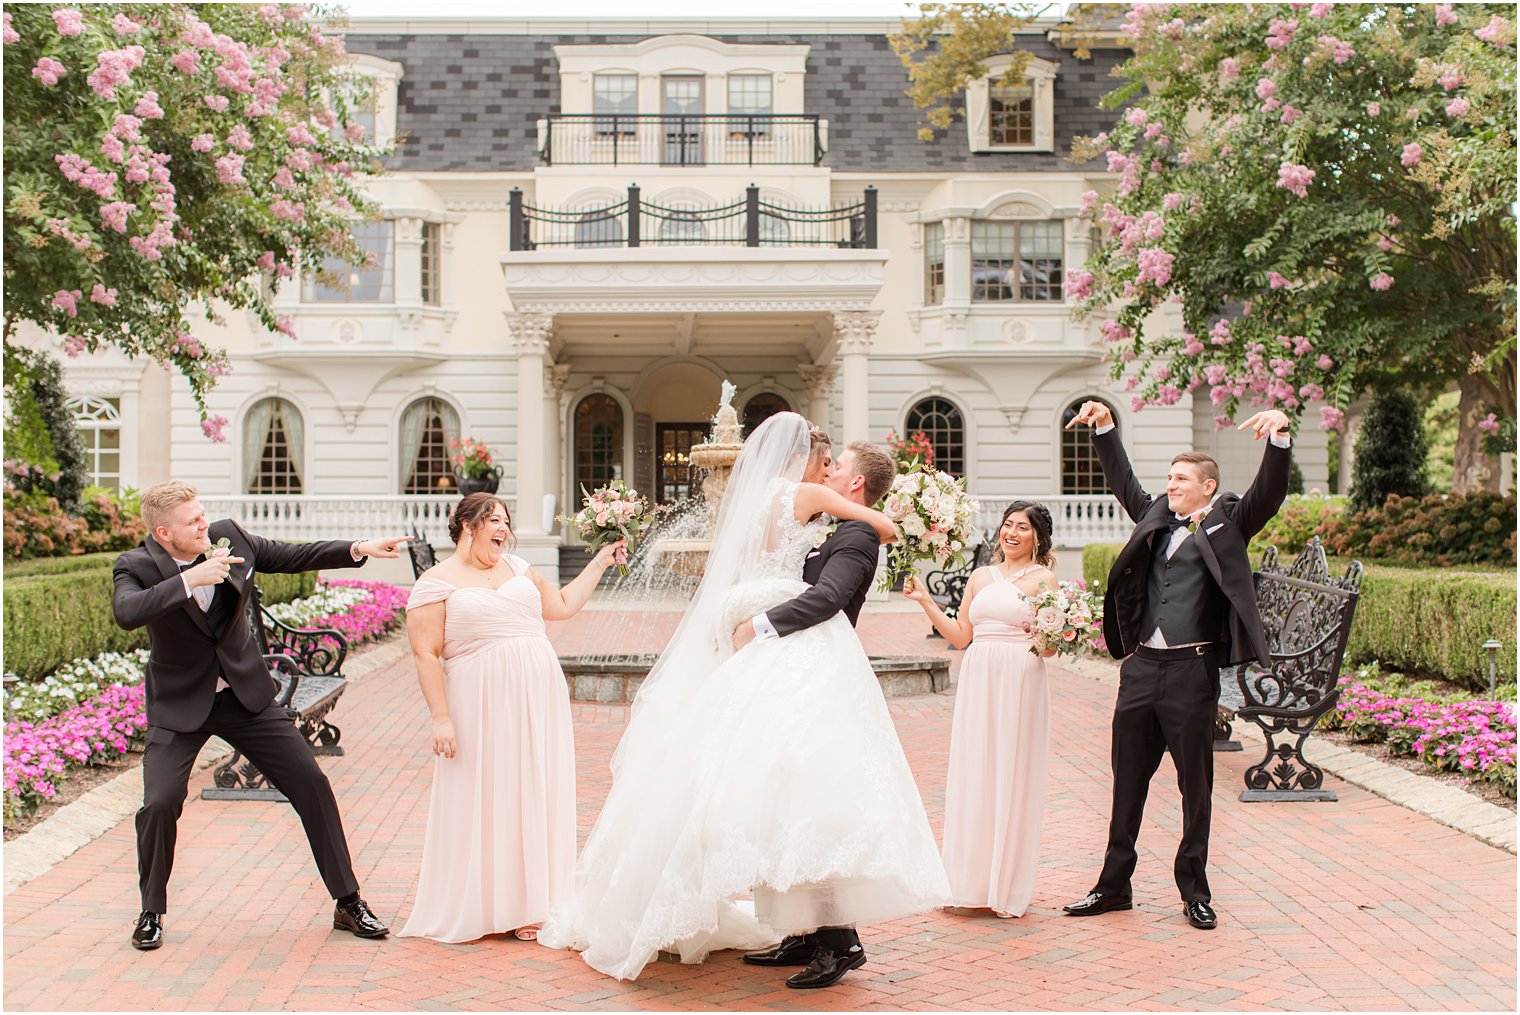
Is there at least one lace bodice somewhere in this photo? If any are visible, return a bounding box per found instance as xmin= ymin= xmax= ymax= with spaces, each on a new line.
xmin=753 ymin=480 xmax=824 ymax=581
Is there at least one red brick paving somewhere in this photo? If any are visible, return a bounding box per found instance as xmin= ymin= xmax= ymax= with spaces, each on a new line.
xmin=4 ymin=608 xmax=1515 ymax=1011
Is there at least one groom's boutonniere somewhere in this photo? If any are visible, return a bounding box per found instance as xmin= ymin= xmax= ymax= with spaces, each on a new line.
xmin=212 ymin=537 xmax=232 ymax=554
xmin=1185 ymin=506 xmax=1212 ymax=534
xmin=811 ymin=521 xmax=840 ymax=548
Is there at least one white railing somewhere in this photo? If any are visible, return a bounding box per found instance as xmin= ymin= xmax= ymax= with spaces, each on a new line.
xmin=968 ymin=493 xmax=1133 ymax=547
xmin=199 ymin=495 xmax=477 ymax=544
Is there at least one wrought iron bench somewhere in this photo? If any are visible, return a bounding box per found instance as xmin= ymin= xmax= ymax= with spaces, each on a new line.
xmin=407 ymin=524 xmax=438 ymax=580
xmin=202 ymin=584 xmax=349 ymax=802
xmin=922 ymin=533 xmax=997 ymax=637
xmin=1230 ymin=537 xmax=1363 ymax=802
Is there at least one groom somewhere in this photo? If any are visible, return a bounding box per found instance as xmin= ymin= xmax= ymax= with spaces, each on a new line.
xmin=112 ymin=481 xmax=408 ymax=951
xmin=731 ymin=434 xmax=897 ymax=989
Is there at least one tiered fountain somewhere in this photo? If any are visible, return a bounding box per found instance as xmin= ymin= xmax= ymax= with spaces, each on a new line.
xmin=651 ymin=380 xmax=743 ymax=577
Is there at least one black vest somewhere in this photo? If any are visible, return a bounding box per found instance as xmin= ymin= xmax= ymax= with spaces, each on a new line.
xmin=207 ymin=581 xmax=239 ymax=638
xmin=1137 ymin=528 xmax=1227 ymax=646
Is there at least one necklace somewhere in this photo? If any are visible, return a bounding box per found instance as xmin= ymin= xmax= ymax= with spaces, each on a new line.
xmin=999 ymin=561 xmax=1036 ymax=583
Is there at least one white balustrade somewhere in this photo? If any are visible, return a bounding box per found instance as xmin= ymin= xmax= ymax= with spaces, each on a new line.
xmin=198 ymin=495 xmax=481 ymax=546
xmin=968 ymin=493 xmax=1133 ymax=547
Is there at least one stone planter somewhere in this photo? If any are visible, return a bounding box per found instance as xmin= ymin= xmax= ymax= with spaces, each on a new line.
xmin=456 ymin=466 xmax=503 ymax=496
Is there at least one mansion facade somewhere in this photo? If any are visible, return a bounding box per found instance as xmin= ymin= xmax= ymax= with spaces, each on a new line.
xmin=41 ymin=15 xmax=1333 ymax=582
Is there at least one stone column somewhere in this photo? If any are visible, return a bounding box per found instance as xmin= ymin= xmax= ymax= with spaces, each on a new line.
xmin=507 ymin=313 xmax=559 ymax=580
xmin=798 ymin=363 xmax=839 ymax=437
xmin=941 ymin=216 xmax=972 ymax=346
xmin=833 ymin=311 xmax=880 ymax=443
xmin=544 ymin=362 xmax=571 ymax=528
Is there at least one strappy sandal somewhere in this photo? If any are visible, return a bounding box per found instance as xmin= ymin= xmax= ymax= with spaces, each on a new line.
xmin=513 ymin=925 xmax=540 ymax=941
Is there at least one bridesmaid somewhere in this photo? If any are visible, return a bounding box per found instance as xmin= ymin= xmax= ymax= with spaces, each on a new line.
xmin=400 ymin=492 xmax=623 ymax=943
xmin=903 ymin=500 xmax=1057 ymax=918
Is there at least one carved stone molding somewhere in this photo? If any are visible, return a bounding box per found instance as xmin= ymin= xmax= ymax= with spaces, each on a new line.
xmin=832 ymin=310 xmax=881 ymax=355
xmin=546 ymin=362 xmax=572 ymax=400
xmin=1003 ymin=319 xmax=1030 ymax=344
xmin=506 ymin=312 xmax=554 ymax=356
xmin=998 ymin=404 xmax=1026 ymax=431
xmin=798 ymin=362 xmax=839 ymax=399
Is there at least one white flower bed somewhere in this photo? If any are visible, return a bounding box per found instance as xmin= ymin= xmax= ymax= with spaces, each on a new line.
xmin=263 ymin=584 xmax=371 ymax=628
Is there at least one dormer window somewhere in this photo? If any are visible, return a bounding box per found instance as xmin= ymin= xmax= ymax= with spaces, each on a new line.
xmin=966 ymin=54 xmax=1057 ymax=153
xmin=594 ymin=73 xmax=637 ymax=136
xmin=728 ymin=74 xmax=773 ymax=137
xmin=339 ymin=53 xmax=404 ymax=147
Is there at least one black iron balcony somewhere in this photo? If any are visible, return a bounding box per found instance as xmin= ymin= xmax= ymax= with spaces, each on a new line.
xmin=508 ymin=185 xmax=876 ymax=250
xmin=538 ymin=114 xmax=826 ymax=167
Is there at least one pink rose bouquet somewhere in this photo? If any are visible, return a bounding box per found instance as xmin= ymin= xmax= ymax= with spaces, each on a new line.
xmin=1023 ymin=580 xmax=1105 ymax=658
xmin=558 ymin=480 xmax=654 ymax=577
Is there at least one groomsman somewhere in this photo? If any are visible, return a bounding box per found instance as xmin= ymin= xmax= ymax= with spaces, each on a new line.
xmin=112 ymin=481 xmax=408 ymax=951
xmin=1062 ymin=403 xmax=1291 ymax=931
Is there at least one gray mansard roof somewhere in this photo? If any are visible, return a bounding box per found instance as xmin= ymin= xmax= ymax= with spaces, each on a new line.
xmin=345 ymin=31 xmax=1125 ymax=173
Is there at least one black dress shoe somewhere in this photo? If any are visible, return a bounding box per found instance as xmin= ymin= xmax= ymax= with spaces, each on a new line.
xmin=785 ymin=945 xmax=867 ymax=989
xmin=131 ymin=911 xmax=163 ymax=950
xmin=1184 ymin=901 xmax=1217 ymax=930
xmin=743 ymin=935 xmax=816 ymax=966
xmin=1062 ymin=891 xmax=1134 ymax=916
xmin=332 ymin=897 xmax=389 ymax=938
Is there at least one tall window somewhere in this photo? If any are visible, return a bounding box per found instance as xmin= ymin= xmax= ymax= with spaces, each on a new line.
xmin=574 ymin=394 xmax=624 ymax=495
xmin=924 ymin=221 xmax=945 ymax=305
xmin=742 ymin=392 xmax=789 ymax=436
xmin=989 ymin=83 xmax=1033 ymax=146
xmin=593 ymin=73 xmax=637 ymax=136
xmin=400 ymin=397 xmax=460 ymax=494
xmin=69 ymin=396 xmax=121 ymax=490
xmin=1061 ymin=398 xmax=1117 ymax=494
xmin=575 ymin=210 xmax=623 ymax=248
xmin=905 ymin=397 xmax=966 ymax=479
xmin=304 ymin=220 xmax=394 ymax=302
xmin=656 ymin=422 xmax=706 ymax=504
xmin=972 ymin=220 xmax=1063 ymax=302
xmin=244 ymin=398 xmax=304 ymax=495
xmin=420 ymin=222 xmax=441 ymax=305
xmin=727 ymin=74 xmax=772 ymax=137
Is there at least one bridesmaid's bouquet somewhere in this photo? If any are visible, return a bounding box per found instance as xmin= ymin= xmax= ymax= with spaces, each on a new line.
xmin=1024 ymin=580 xmax=1104 ymax=658
xmin=558 ymin=480 xmax=655 ymax=577
xmin=876 ymin=465 xmax=981 ymax=592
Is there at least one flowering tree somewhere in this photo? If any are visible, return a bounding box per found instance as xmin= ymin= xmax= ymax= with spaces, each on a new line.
xmin=2 ymin=3 xmax=385 ymax=439
xmin=895 ymin=3 xmax=1517 ymax=492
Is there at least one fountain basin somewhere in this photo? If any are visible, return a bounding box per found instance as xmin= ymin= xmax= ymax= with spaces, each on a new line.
xmin=559 ymin=653 xmax=951 ymax=703
xmin=647 ymin=538 xmax=713 ymax=578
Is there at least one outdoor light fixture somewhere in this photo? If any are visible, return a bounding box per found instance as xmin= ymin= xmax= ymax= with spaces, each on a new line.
xmin=1481 ymin=638 xmax=1502 ymax=699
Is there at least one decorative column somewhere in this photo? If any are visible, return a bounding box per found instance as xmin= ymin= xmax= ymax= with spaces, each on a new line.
xmin=507 ymin=314 xmax=555 ymax=576
xmin=393 ymin=217 xmax=424 ymax=332
xmin=832 ymin=310 xmax=880 ymax=443
xmin=544 ymin=361 xmax=571 ymax=528
xmin=798 ymin=363 xmax=839 ymax=436
xmin=942 ymin=216 xmax=972 ymax=345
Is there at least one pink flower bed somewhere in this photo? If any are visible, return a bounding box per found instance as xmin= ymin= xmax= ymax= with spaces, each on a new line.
xmin=309 ymin=578 xmax=409 ymax=645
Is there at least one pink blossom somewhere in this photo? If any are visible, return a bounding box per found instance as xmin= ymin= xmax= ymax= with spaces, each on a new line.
xmin=1262 ymin=97 xmax=1282 ymax=113
xmin=1144 ymin=122 xmax=1164 ymax=139
xmin=1162 ymin=192 xmax=1184 ymax=211
xmin=1315 ymin=354 xmax=1334 ymax=370
xmin=1438 ymin=69 xmax=1467 ymax=90
xmin=1478 ymin=413 xmax=1501 ymax=436
xmin=1298 ymin=383 xmax=1325 ymax=402
xmin=1137 ymin=247 xmax=1174 ymax=287
xmin=2 ymin=12 xmax=17 ymax=44
xmin=54 ymin=153 xmax=118 ymax=199
xmin=1209 ymin=319 xmax=1232 ymax=346
xmin=215 ymin=154 xmax=246 ymax=185
xmin=1377 ymin=236 xmax=1395 ymax=251
xmin=1266 ymin=18 xmax=1299 ymax=50
xmin=1292 ymin=336 xmax=1314 ymax=356
xmin=86 ymin=45 xmax=146 ymax=100
xmin=1276 ymin=162 xmax=1315 ymax=197
xmin=226 ymin=124 xmax=254 ymax=151
xmin=1220 ymin=56 xmax=1239 ymax=80
xmin=1475 ymin=15 xmax=1510 ymax=43
xmin=90 ymin=284 xmax=117 ymax=306
xmin=1099 ymin=319 xmax=1132 ymax=344
xmin=1435 ymin=4 xmax=1458 ymax=26
xmin=113 ymin=12 xmax=142 ymax=33
xmin=1131 ymin=396 xmax=1145 ymax=413
xmin=135 ymin=92 xmax=165 ymax=119
xmin=190 ymin=133 xmax=215 ymax=153
xmin=1401 ymin=142 xmax=1423 ymax=166
xmin=256 ymin=251 xmax=277 ymax=271
xmin=1079 ymin=189 xmax=1099 ymax=216
xmin=201 ymin=415 xmax=229 ymax=442
xmin=286 ymin=148 xmax=313 ymax=171
xmin=1063 ymin=268 xmax=1095 ymax=302
xmin=32 ymin=57 xmax=66 ymax=85
xmin=1445 ymin=97 xmax=1471 ymax=116
xmin=170 ymin=49 xmax=200 ymax=74
xmin=270 ymin=199 xmax=305 ymax=222
xmin=1125 ymin=107 xmax=1149 ymax=127
xmin=275 ymin=316 xmax=296 ymax=337
xmin=52 ymin=9 xmax=84 ymax=36
xmin=1319 ymin=406 xmax=1345 ymax=430
xmin=1280 ymin=104 xmax=1304 ymax=125
xmin=1386 ymin=213 xmax=1400 ymax=227
xmin=61 ymin=335 xmax=88 ymax=357
xmin=1370 ymin=272 xmax=1394 ymax=291
xmin=1156 ymin=384 xmax=1182 ymax=406
xmin=1309 ymin=3 xmax=1333 ymax=17
xmin=1123 ymin=375 xmax=1139 ymax=392
xmin=203 ymin=94 xmax=230 ymax=112
xmin=98 ymin=201 xmax=133 ymax=233
xmin=1255 ymin=77 xmax=1277 ymax=100
xmin=1366 ymin=101 xmax=1381 ymax=117
xmin=1182 ymin=333 xmax=1206 ymax=356
xmin=51 ymin=289 xmax=82 ymax=317
xmin=1267 ymin=271 xmax=1291 ymax=289
xmin=111 ymin=113 xmax=142 ymax=143
xmin=1317 ymin=34 xmax=1355 ymax=64
xmin=1203 ymin=364 xmax=1229 ymax=385
xmin=286 ymin=123 xmax=318 ymax=146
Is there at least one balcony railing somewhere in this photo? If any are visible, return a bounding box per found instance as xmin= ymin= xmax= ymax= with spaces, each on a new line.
xmin=199 ymin=495 xmax=469 ymax=546
xmin=508 ymin=185 xmax=876 ymax=251
xmin=539 ymin=114 xmax=825 ymax=167
xmin=969 ymin=494 xmax=1134 ymax=547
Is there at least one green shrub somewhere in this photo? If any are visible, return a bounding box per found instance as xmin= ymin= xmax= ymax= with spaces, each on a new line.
xmin=3 ymin=487 xmax=146 ymax=560
xmin=1081 ymin=541 xmax=1516 ymax=692
xmin=3 ymin=567 xmax=317 ymax=680
xmin=1249 ymin=494 xmax=1347 ymax=556
xmin=1350 ymin=389 xmax=1428 ymax=512
xmin=1319 ymin=492 xmax=1516 ymax=567
xmin=3 ymin=551 xmax=121 ymax=578
xmin=2 ymin=345 xmax=87 ymax=514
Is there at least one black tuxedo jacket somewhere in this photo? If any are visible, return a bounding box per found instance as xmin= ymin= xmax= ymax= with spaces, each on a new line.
xmin=1096 ymin=429 xmax=1290 ymax=666
xmin=766 ymin=519 xmax=880 ymax=636
xmin=112 ymin=519 xmax=365 ymax=731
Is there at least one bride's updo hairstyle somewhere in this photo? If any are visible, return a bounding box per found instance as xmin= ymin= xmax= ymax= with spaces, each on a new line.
xmin=448 ymin=492 xmax=514 ymax=548
xmin=995 ymin=500 xmax=1056 ymax=569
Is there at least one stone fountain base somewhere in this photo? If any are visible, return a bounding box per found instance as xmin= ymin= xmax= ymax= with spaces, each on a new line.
xmin=559 ymin=653 xmax=951 ymax=703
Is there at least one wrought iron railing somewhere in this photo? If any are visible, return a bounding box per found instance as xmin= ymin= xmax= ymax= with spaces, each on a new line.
xmin=539 ymin=114 xmax=825 ymax=167
xmin=508 ymin=185 xmax=877 ymax=251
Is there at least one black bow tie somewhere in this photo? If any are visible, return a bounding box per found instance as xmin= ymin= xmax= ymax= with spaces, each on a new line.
xmin=178 ymin=555 xmax=205 ymax=571
xmin=1166 ymin=515 xmax=1192 ymax=532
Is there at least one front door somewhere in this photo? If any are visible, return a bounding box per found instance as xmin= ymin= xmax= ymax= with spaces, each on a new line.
xmin=655 ymin=422 xmax=707 ymax=505
xmin=662 ymin=75 xmax=704 ymax=165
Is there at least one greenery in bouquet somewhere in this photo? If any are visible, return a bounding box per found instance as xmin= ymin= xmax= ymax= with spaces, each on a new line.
xmin=558 ymin=480 xmax=654 ymax=577
xmin=449 ymin=437 xmax=497 ymax=480
xmin=1023 ymin=580 xmax=1105 ymax=658
xmin=876 ymin=465 xmax=979 ymax=591
xmin=884 ymin=429 xmax=936 ymax=474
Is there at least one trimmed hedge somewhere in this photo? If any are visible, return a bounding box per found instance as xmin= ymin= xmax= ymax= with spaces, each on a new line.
xmin=1080 ymin=542 xmax=1516 ymax=693
xmin=3 ymin=565 xmax=316 ymax=680
xmin=3 ymin=551 xmax=122 ymax=579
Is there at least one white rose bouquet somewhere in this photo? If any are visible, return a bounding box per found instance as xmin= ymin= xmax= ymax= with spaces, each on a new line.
xmin=558 ymin=480 xmax=655 ymax=577
xmin=1022 ymin=580 xmax=1105 ymax=658
xmin=876 ymin=465 xmax=980 ymax=592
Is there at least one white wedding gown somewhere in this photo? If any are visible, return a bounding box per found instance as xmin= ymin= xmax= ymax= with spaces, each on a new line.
xmin=539 ymin=480 xmax=950 ymax=980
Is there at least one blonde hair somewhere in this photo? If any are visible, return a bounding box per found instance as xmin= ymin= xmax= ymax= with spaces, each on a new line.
xmin=139 ymin=480 xmax=199 ymax=533
xmin=846 ymin=440 xmax=896 ymax=505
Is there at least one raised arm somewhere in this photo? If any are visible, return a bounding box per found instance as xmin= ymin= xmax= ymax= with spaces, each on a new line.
xmin=112 ymin=557 xmax=196 ymax=630
xmin=527 ymin=541 xmax=623 ymax=622
xmin=902 ymin=567 xmax=991 ymax=649
xmin=794 ymin=483 xmax=898 ymax=543
xmin=1066 ymin=401 xmax=1153 ymax=523
xmin=764 ymin=522 xmax=881 ymax=638
xmin=1233 ymin=410 xmax=1293 ymax=539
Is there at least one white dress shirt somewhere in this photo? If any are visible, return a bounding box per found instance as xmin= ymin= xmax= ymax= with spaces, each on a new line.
xmin=173 ymin=556 xmax=228 ymax=691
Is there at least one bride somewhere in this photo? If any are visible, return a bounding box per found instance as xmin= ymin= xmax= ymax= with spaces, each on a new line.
xmin=539 ymin=412 xmax=950 ymax=980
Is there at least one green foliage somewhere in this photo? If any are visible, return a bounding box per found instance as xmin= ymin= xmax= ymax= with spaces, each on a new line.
xmin=1350 ymin=389 xmax=1429 ymax=511
xmin=2 ymin=487 xmax=145 ymax=559
xmin=1249 ymin=493 xmax=1346 ymax=556
xmin=1320 ymin=492 xmax=1517 ymax=567
xmin=2 ymin=3 xmax=387 ymax=425
xmin=2 ymin=345 xmax=87 ymax=512
xmin=2 ymin=565 xmax=316 ymax=679
xmin=3 ymin=550 xmax=122 ymax=578
xmin=1082 ymin=540 xmax=1515 ymax=692
xmin=1424 ymin=389 xmax=1460 ymax=491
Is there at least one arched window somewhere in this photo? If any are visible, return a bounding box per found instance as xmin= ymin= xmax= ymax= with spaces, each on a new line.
xmin=742 ymin=392 xmax=790 ymax=436
xmin=575 ymin=210 xmax=623 ymax=248
xmin=660 ymin=213 xmax=704 ymax=244
xmin=68 ymin=396 xmax=121 ymax=491
xmin=904 ymin=397 xmax=966 ymax=478
xmin=244 ymin=398 xmax=305 ymax=494
xmin=400 ymin=397 xmax=460 ymax=494
xmin=574 ymin=394 xmax=624 ymax=493
xmin=1061 ymin=398 xmax=1118 ymax=494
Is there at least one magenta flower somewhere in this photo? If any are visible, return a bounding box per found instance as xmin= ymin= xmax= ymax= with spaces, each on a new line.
xmin=1401 ymin=142 xmax=1423 ymax=166
xmin=1063 ymin=268 xmax=1095 ymax=302
xmin=1475 ymin=15 xmax=1510 ymax=43
xmin=1219 ymin=56 xmax=1239 ymax=80
xmin=1319 ymin=405 xmax=1345 ymax=430
xmin=135 ymin=92 xmax=165 ymax=119
xmin=203 ymin=94 xmax=230 ymax=112
xmin=1267 ymin=271 xmax=1291 ymax=289
xmin=1446 ymin=97 xmax=1471 ymax=116
xmin=90 ymin=283 xmax=118 ymax=306
xmin=215 ymin=154 xmax=246 ymax=185
xmin=170 ymin=49 xmax=200 ymax=74
xmin=1276 ymin=162 xmax=1315 ymax=197
xmin=3 ymin=12 xmax=18 ymax=44
xmin=98 ymin=201 xmax=133 ymax=233
xmin=1478 ymin=412 xmax=1501 ymax=436
xmin=1370 ymin=272 xmax=1394 ymax=291
xmin=1136 ymin=247 xmax=1174 ymax=287
xmin=52 ymin=9 xmax=84 ymax=36
xmin=1255 ymin=76 xmax=1277 ymax=101
xmin=1266 ymin=18 xmax=1299 ymax=50
xmin=1309 ymin=3 xmax=1333 ymax=17
xmin=1317 ymin=34 xmax=1355 ymax=64
xmin=226 ymin=124 xmax=254 ymax=151
xmin=51 ymin=289 xmax=82 ymax=317
xmin=112 ymin=12 xmax=141 ymax=34
xmin=200 ymin=414 xmax=229 ymax=442
xmin=1316 ymin=353 xmax=1334 ymax=370
xmin=31 ymin=56 xmax=66 ymax=85
xmin=190 ymin=133 xmax=215 ymax=153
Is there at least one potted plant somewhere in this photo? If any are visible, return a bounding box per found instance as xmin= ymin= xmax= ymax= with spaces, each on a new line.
xmin=450 ymin=437 xmax=504 ymax=495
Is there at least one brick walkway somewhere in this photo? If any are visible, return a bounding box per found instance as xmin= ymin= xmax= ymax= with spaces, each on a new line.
xmin=4 ymin=609 xmax=1515 ymax=1011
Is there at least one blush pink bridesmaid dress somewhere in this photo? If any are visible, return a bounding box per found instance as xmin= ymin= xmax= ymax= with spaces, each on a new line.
xmin=398 ymin=554 xmax=576 ymax=943
xmin=941 ymin=575 xmax=1051 ymax=917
